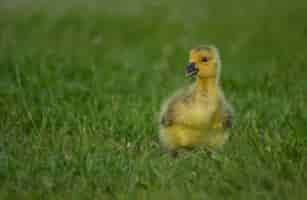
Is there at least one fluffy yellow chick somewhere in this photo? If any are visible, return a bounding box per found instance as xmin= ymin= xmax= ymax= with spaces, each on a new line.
xmin=159 ymin=45 xmax=233 ymax=153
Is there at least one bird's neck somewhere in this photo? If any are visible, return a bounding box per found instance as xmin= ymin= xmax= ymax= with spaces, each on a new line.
xmin=194 ymin=76 xmax=218 ymax=97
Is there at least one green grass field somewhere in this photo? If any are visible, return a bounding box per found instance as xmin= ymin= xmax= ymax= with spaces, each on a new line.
xmin=0 ymin=0 xmax=307 ymax=199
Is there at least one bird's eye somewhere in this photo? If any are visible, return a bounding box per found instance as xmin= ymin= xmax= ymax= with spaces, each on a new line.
xmin=202 ymin=57 xmax=209 ymax=62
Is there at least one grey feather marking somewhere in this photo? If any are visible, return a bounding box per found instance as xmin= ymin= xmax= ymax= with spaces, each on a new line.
xmin=161 ymin=114 xmax=173 ymax=126
xmin=222 ymin=104 xmax=234 ymax=129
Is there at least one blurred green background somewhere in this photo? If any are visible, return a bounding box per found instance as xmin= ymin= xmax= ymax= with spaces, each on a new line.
xmin=0 ymin=0 xmax=306 ymax=199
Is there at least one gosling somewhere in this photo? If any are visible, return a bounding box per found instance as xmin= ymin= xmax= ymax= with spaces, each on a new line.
xmin=159 ymin=45 xmax=233 ymax=154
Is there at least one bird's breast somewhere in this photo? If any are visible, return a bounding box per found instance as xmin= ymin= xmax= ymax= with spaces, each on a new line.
xmin=177 ymin=99 xmax=218 ymax=128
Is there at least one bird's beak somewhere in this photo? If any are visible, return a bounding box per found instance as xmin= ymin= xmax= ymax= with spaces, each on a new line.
xmin=185 ymin=63 xmax=198 ymax=76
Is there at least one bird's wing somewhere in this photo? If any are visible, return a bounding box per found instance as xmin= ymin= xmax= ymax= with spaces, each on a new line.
xmin=221 ymin=100 xmax=234 ymax=129
xmin=160 ymin=86 xmax=192 ymax=127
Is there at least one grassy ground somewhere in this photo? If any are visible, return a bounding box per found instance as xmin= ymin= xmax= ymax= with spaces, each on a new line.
xmin=0 ymin=0 xmax=307 ymax=199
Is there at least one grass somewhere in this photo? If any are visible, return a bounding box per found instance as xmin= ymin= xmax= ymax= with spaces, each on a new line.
xmin=0 ymin=0 xmax=307 ymax=199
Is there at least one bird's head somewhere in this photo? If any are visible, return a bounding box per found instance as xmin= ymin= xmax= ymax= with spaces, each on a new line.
xmin=185 ymin=45 xmax=221 ymax=79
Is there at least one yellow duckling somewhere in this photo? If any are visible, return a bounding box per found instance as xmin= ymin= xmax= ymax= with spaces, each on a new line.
xmin=159 ymin=45 xmax=233 ymax=153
